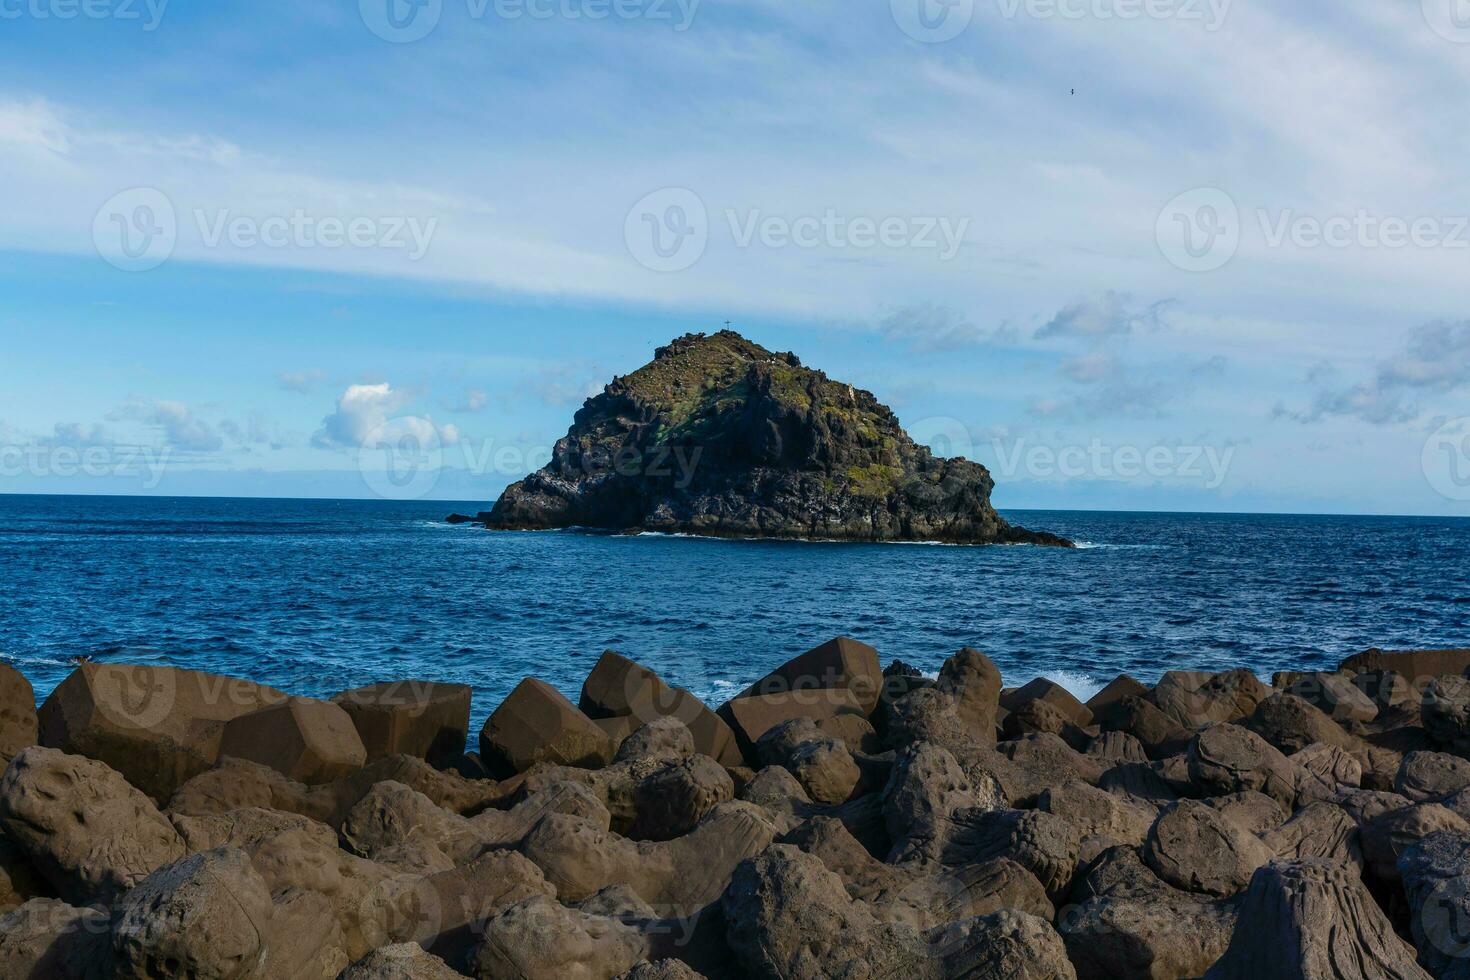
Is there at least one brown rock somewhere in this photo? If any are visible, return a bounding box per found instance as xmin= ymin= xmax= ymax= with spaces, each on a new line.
xmin=941 ymin=808 xmax=1079 ymax=902
xmin=519 ymin=802 xmax=777 ymax=916
xmin=110 ymin=846 xmax=277 ymax=979
xmin=934 ymin=647 xmax=1003 ymax=740
xmin=1292 ymin=742 xmax=1363 ymax=803
xmin=1245 ymin=692 xmax=1354 ymax=756
xmin=717 ymin=687 xmax=871 ymax=762
xmin=340 ymin=943 xmax=463 ymax=979
xmin=884 ymin=742 xmax=1005 ymax=866
xmin=1086 ymin=674 xmax=1149 ymax=723
xmin=630 ymin=756 xmax=734 ymax=840
xmin=218 ymin=696 xmax=367 ymax=784
xmin=1086 ymin=730 xmax=1149 ymax=764
xmin=0 ymin=665 xmax=37 ymax=768
xmin=732 ymin=636 xmax=883 ymax=716
xmin=1422 ymin=675 xmax=1470 ymax=755
xmin=1362 ymin=802 xmax=1470 ymax=884
xmin=333 ymin=680 xmax=471 ymax=768
xmin=1398 ymin=829 xmax=1470 ymax=976
xmin=1261 ymin=802 xmax=1362 ymax=867
xmin=0 ymin=747 xmax=186 ymax=904
xmin=1039 ymin=779 xmax=1155 ymax=860
xmin=1059 ymin=892 xmax=1237 ymax=980
xmin=1285 ymin=672 xmax=1378 ymax=723
xmin=1099 ymin=697 xmax=1191 ymax=759
xmin=480 ymin=678 xmax=616 ymax=776
xmin=1340 ymin=647 xmax=1470 ymax=683
xmin=38 ymin=663 xmax=288 ymax=802
xmin=472 ymin=895 xmax=650 ymax=980
xmin=168 ymin=753 xmax=508 ymax=825
xmin=1186 ymin=724 xmax=1297 ymax=808
xmin=1202 ymin=791 xmax=1286 ymax=838
xmin=1397 ymin=749 xmax=1470 ymax=802
xmin=0 ymin=898 xmax=112 ymax=979
xmin=579 ymin=652 xmax=742 ymax=766
xmin=1153 ymin=669 xmax=1268 ymax=727
xmin=1143 ymin=799 xmax=1273 ymax=898
xmin=614 ymin=962 xmax=707 ymax=980
xmin=1001 ymin=677 xmax=1093 ymax=728
xmin=1203 ymin=858 xmax=1430 ymax=979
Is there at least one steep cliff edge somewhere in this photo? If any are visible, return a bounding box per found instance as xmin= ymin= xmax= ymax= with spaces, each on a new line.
xmin=477 ymin=331 xmax=1071 ymax=546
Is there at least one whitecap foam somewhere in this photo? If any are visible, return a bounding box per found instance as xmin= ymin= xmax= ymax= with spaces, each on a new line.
xmin=1004 ymin=668 xmax=1104 ymax=704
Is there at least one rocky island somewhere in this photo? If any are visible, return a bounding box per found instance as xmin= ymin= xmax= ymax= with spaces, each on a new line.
xmin=470 ymin=331 xmax=1071 ymax=546
xmin=3 ymin=644 xmax=1470 ymax=977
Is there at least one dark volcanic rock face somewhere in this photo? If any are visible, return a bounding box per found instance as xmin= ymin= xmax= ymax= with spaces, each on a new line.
xmin=480 ymin=331 xmax=1071 ymax=546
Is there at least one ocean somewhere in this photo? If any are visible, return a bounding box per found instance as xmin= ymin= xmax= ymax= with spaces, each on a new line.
xmin=2 ymin=494 xmax=1468 ymax=738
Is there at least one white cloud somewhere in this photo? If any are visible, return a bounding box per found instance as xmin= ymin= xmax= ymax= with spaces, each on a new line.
xmin=312 ymin=383 xmax=459 ymax=450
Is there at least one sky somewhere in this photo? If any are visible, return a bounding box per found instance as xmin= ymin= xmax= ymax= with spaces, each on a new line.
xmin=2 ymin=0 xmax=1469 ymax=515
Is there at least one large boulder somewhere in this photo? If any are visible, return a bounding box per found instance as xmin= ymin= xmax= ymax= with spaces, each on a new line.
xmin=218 ymin=696 xmax=367 ymax=784
xmin=757 ymin=719 xmax=862 ymax=805
xmin=519 ymin=802 xmax=778 ymax=916
xmin=1098 ymin=697 xmax=1191 ymax=759
xmin=0 ymin=665 xmax=36 ymax=768
xmin=38 ymin=663 xmax=288 ymax=802
xmin=0 ymin=898 xmax=112 ymax=979
xmin=1086 ymin=674 xmax=1149 ymax=725
xmin=1152 ymin=669 xmax=1268 ymax=728
xmin=1284 ymin=672 xmax=1378 ymax=724
xmin=333 ymin=681 xmax=471 ymax=768
xmin=1397 ymin=750 xmax=1470 ymax=802
xmin=934 ymin=648 xmax=1003 ymax=739
xmin=471 ymin=894 xmax=651 ymax=980
xmin=0 ymin=747 xmax=186 ymax=904
xmin=1187 ymin=724 xmax=1297 ymax=808
xmin=340 ymin=944 xmax=463 ymax=979
xmin=1001 ymin=678 xmax=1093 ymax=728
xmin=480 ymin=678 xmax=617 ymax=776
xmin=1340 ymin=647 xmax=1470 ymax=684
xmin=1143 ymin=800 xmax=1273 ymax=898
xmin=1398 ymin=830 xmax=1470 ymax=976
xmin=1261 ymin=802 xmax=1362 ymax=867
xmin=169 ymin=753 xmax=508 ymax=826
xmin=722 ymin=844 xmax=1074 ymax=980
xmin=629 ymin=756 xmax=734 ymax=841
xmin=579 ymin=652 xmax=742 ymax=766
xmin=1204 ymin=859 xmax=1430 ymax=979
xmin=1059 ymin=891 xmax=1237 ymax=980
xmin=1245 ymin=693 xmax=1355 ymax=756
xmin=1038 ymin=779 xmax=1155 ymax=860
xmin=110 ymin=846 xmax=279 ymax=979
xmin=1422 ymin=676 xmax=1470 ymax=755
xmin=730 ymin=637 xmax=884 ymax=717
xmin=718 ymin=687 xmax=873 ymax=763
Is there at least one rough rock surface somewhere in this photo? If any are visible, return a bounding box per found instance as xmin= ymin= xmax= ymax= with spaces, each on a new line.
xmin=1204 ymin=859 xmax=1430 ymax=979
xmin=478 ymin=331 xmax=1071 ymax=545
xmin=0 ymin=747 xmax=186 ymax=904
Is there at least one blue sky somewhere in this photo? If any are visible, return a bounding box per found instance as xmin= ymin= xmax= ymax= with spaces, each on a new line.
xmin=2 ymin=0 xmax=1469 ymax=514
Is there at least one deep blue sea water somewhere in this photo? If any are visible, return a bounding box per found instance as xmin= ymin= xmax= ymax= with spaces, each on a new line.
xmin=2 ymin=494 xmax=1469 ymax=737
